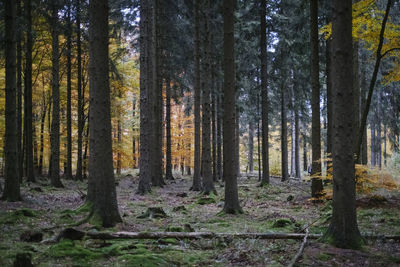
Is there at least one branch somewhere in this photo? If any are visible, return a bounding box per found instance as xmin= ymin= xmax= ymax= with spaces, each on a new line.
xmin=287 ymin=228 xmax=309 ymax=267
xmin=380 ymin=47 xmax=400 ymax=59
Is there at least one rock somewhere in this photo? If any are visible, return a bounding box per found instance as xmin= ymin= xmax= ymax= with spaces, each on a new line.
xmin=176 ymin=192 xmax=188 ymax=198
xmin=20 ymin=230 xmax=43 ymax=242
xmin=287 ymin=195 xmax=294 ymax=202
xmin=13 ymin=253 xmax=33 ymax=267
xmin=172 ymin=205 xmax=186 ymax=212
xmin=217 ymin=201 xmax=224 ymax=208
xmin=137 ymin=207 xmax=167 ymax=219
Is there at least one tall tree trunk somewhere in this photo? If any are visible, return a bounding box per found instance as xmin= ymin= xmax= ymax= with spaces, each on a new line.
xmin=66 ymin=0 xmax=73 ymax=179
xmin=75 ymin=0 xmax=83 ymax=180
xmin=47 ymin=97 xmax=52 ymax=176
xmin=303 ymin=133 xmax=308 ymax=172
xmin=165 ymin=78 xmax=174 ymax=180
xmin=191 ymin=0 xmax=202 ymax=191
xmin=223 ymin=0 xmax=242 ymax=214
xmin=87 ymin=0 xmax=122 ymax=227
xmin=212 ymin=88 xmax=217 ymax=181
xmin=138 ymin=0 xmax=152 ymax=194
xmin=353 ymin=41 xmax=360 ymax=161
xmin=216 ymin=92 xmax=222 ymax=181
xmin=25 ymin=0 xmax=35 ymax=183
xmin=257 ymin=97 xmax=261 ymax=181
xmin=326 ymin=8 xmax=333 ymax=159
xmin=38 ymin=87 xmax=46 ymax=176
xmin=17 ymin=0 xmax=23 ymax=183
xmin=295 ymin=109 xmax=301 ymax=179
xmin=290 ymin=101 xmax=295 ymax=177
xmin=83 ymin=121 xmax=89 ymax=179
xmin=324 ymin=0 xmax=362 ymax=248
xmin=117 ymin=118 xmax=122 ymax=175
xmin=235 ymin=106 xmax=240 ymax=177
xmin=132 ymin=96 xmax=137 ymax=168
xmin=310 ymin=0 xmax=323 ymax=197
xmin=248 ymin=122 xmax=254 ymax=173
xmin=2 ymin=0 xmax=21 ymax=201
xmin=360 ymin=53 xmax=368 ymax=165
xmin=376 ymin=93 xmax=382 ymax=169
xmin=260 ymin=0 xmax=269 ymax=185
xmin=201 ymin=1 xmax=215 ymax=195
xmin=280 ymin=83 xmax=289 ymax=182
xmin=50 ymin=1 xmax=63 ymax=188
xmin=384 ymin=123 xmax=387 ymax=167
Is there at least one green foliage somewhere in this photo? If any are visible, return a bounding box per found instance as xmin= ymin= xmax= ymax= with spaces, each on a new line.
xmin=0 ymin=208 xmax=38 ymax=225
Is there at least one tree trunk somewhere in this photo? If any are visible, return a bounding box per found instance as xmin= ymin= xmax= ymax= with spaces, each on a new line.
xmin=360 ymin=53 xmax=368 ymax=165
xmin=25 ymin=0 xmax=35 ymax=183
xmin=17 ymin=0 xmax=23 ymax=183
xmin=138 ymin=0 xmax=152 ymax=194
xmin=191 ymin=0 xmax=202 ymax=191
xmin=132 ymin=96 xmax=137 ymax=168
xmin=295 ymin=109 xmax=301 ymax=179
xmin=87 ymin=0 xmax=122 ymax=227
xmin=235 ymin=106 xmax=240 ymax=177
xmin=303 ymin=131 xmax=307 ymax=172
xmin=260 ymin=0 xmax=269 ymax=185
xmin=212 ymin=88 xmax=217 ymax=181
xmin=324 ymin=0 xmax=362 ymax=249
xmin=310 ymin=0 xmax=323 ymax=197
xmin=376 ymin=94 xmax=382 ymax=169
xmin=38 ymin=90 xmax=47 ymax=176
xmin=290 ymin=100 xmax=296 ymax=177
xmin=66 ymin=1 xmax=73 ymax=179
xmin=83 ymin=121 xmax=89 ymax=179
xmin=223 ymin=0 xmax=242 ymax=214
xmin=326 ymin=9 xmax=333 ymax=159
xmin=248 ymin=122 xmax=254 ymax=173
xmin=371 ymin=121 xmax=376 ymax=166
xmin=2 ymin=0 xmax=21 ymax=201
xmin=75 ymin=0 xmax=83 ymax=180
xmin=165 ymin=79 xmax=174 ymax=180
xmin=353 ymin=40 xmax=360 ymax=161
xmin=280 ymin=83 xmax=289 ymax=182
xmin=201 ymin=1 xmax=215 ymax=195
xmin=50 ymin=1 xmax=63 ymax=188
xmin=216 ymin=92 xmax=223 ymax=181
xmin=384 ymin=123 xmax=387 ymax=167
xmin=117 ymin=118 xmax=122 ymax=175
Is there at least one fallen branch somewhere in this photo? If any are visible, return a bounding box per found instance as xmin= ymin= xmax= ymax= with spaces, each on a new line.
xmin=52 ymin=228 xmax=400 ymax=243
xmin=287 ymin=228 xmax=309 ymax=267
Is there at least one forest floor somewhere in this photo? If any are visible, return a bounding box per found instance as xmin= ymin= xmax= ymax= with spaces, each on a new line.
xmin=1 ymin=171 xmax=400 ymax=266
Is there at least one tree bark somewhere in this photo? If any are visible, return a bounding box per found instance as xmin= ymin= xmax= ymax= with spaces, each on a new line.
xmin=280 ymin=83 xmax=289 ymax=182
xmin=2 ymin=0 xmax=21 ymax=201
xmin=295 ymin=109 xmax=301 ymax=179
xmin=201 ymin=0 xmax=215 ymax=194
xmin=310 ymin=0 xmax=323 ymax=197
xmin=376 ymin=93 xmax=382 ymax=169
xmin=87 ymin=0 xmax=122 ymax=227
xmin=353 ymin=41 xmax=360 ymax=162
xmin=191 ymin=0 xmax=202 ymax=191
xmin=371 ymin=121 xmax=376 ymax=166
xmin=223 ymin=0 xmax=242 ymax=214
xmin=324 ymin=0 xmax=362 ymax=249
xmin=212 ymin=88 xmax=217 ymax=181
xmin=17 ymin=0 xmax=23 ymax=183
xmin=165 ymin=78 xmax=174 ymax=180
xmin=66 ymin=0 xmax=73 ymax=179
xmin=75 ymin=0 xmax=83 ymax=180
xmin=360 ymin=53 xmax=368 ymax=165
xmin=24 ymin=0 xmax=35 ymax=183
xmin=248 ymin=122 xmax=254 ymax=173
xmin=132 ymin=96 xmax=137 ymax=169
xmin=260 ymin=0 xmax=269 ymax=185
xmin=50 ymin=1 xmax=63 ymax=188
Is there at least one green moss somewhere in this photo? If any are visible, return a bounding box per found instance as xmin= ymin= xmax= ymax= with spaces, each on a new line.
xmin=317 ymin=253 xmax=333 ymax=261
xmin=196 ymin=197 xmax=216 ymax=205
xmin=0 ymin=208 xmax=38 ymax=225
xmin=165 ymin=226 xmax=184 ymax=232
xmin=272 ymin=218 xmax=292 ymax=228
xmin=47 ymin=239 xmax=102 ymax=266
xmin=158 ymin=238 xmax=179 ymax=245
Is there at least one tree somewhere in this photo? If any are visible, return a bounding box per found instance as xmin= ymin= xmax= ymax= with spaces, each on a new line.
xmin=2 ymin=0 xmax=21 ymax=201
xmin=165 ymin=79 xmax=174 ymax=180
xmin=75 ymin=0 xmax=84 ymax=180
xmin=260 ymin=0 xmax=269 ymax=185
xmin=310 ymin=0 xmax=323 ymax=197
xmin=324 ymin=0 xmax=362 ymax=249
xmin=87 ymin=0 xmax=122 ymax=227
xmin=223 ymin=0 xmax=242 ymax=214
xmin=25 ymin=0 xmax=35 ymax=183
xmin=65 ymin=0 xmax=73 ymax=179
xmin=49 ymin=0 xmax=63 ymax=188
xmin=191 ymin=0 xmax=202 ymax=191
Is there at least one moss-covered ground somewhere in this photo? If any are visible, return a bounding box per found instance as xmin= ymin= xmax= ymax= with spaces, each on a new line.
xmin=1 ymin=173 xmax=399 ymax=266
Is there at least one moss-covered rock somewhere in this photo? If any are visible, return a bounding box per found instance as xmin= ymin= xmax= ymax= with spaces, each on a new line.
xmin=272 ymin=218 xmax=292 ymax=228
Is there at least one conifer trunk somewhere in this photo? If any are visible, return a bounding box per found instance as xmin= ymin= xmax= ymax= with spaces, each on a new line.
xmin=2 ymin=0 xmax=21 ymax=201
xmin=248 ymin=122 xmax=254 ymax=173
xmin=17 ymin=0 xmax=23 ymax=183
xmin=87 ymin=0 xmax=122 ymax=227
xmin=280 ymin=83 xmax=289 ymax=182
xmin=75 ymin=0 xmax=83 ymax=180
xmin=310 ymin=0 xmax=323 ymax=196
xmin=223 ymin=0 xmax=242 ymax=214
xmin=25 ymin=0 xmax=35 ymax=183
xmin=66 ymin=1 xmax=73 ymax=179
xmin=165 ymin=79 xmax=174 ymax=180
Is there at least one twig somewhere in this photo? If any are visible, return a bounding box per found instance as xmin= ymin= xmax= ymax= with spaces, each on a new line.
xmin=287 ymin=228 xmax=309 ymax=267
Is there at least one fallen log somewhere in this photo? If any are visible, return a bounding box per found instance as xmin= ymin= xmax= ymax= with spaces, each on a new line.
xmin=53 ymin=228 xmax=400 ymax=242
xmin=287 ymin=228 xmax=309 ymax=267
